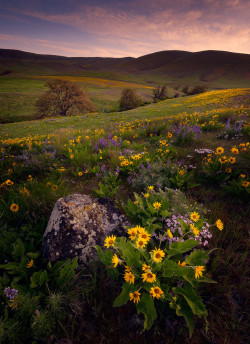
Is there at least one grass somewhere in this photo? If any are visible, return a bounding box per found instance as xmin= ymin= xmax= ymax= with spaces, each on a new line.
xmin=0 ymin=87 xmax=249 ymax=343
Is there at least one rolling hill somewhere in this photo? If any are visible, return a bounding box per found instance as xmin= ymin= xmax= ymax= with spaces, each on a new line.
xmin=1 ymin=49 xmax=250 ymax=88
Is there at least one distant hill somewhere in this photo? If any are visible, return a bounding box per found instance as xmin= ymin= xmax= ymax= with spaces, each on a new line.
xmin=0 ymin=48 xmax=250 ymax=88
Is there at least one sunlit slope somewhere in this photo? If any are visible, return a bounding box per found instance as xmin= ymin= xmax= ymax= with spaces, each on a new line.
xmin=1 ymin=88 xmax=249 ymax=139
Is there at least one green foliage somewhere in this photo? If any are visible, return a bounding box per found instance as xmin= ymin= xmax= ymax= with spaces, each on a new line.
xmin=93 ymin=172 xmax=121 ymax=198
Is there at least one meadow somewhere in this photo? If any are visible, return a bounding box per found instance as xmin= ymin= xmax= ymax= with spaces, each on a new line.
xmin=0 ymin=87 xmax=249 ymax=343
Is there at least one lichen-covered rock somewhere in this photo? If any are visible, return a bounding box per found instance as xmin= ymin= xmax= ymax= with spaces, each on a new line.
xmin=42 ymin=194 xmax=130 ymax=265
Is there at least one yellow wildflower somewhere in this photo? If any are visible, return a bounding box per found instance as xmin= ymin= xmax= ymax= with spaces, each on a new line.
xmin=190 ymin=212 xmax=200 ymax=222
xmin=136 ymin=237 xmax=147 ymax=249
xmin=195 ymin=266 xmax=205 ymax=279
xmin=216 ymin=219 xmax=223 ymax=231
xmin=10 ymin=203 xmax=19 ymax=212
xmin=27 ymin=259 xmax=34 ymax=268
xmin=167 ymin=229 xmax=173 ymax=239
xmin=215 ymin=147 xmax=224 ymax=155
xmin=178 ymin=261 xmax=187 ymax=267
xmin=112 ymin=254 xmax=120 ymax=268
xmin=129 ymin=291 xmax=141 ymax=303
xmin=124 ymin=272 xmax=135 ymax=284
xmin=152 ymin=248 xmax=165 ymax=263
xmin=150 ymin=286 xmax=164 ymax=299
xmin=104 ymin=235 xmax=116 ymax=248
xmin=142 ymin=271 xmax=156 ymax=283
xmin=153 ymin=202 xmax=161 ymax=210
xmin=142 ymin=263 xmax=151 ymax=272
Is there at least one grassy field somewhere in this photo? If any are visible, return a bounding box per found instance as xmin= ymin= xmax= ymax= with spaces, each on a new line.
xmin=0 ymin=88 xmax=249 ymax=343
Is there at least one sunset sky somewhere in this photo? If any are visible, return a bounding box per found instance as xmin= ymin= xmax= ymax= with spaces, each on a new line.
xmin=0 ymin=0 xmax=249 ymax=57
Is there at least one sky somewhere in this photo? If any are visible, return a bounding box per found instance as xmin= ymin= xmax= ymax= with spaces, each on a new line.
xmin=0 ymin=0 xmax=250 ymax=58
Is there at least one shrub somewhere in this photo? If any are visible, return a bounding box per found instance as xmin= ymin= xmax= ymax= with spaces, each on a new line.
xmin=152 ymin=85 xmax=168 ymax=101
xmin=119 ymin=88 xmax=142 ymax=111
xmin=36 ymin=79 xmax=94 ymax=118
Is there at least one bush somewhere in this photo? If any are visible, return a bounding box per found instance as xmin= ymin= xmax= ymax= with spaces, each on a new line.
xmin=36 ymin=79 xmax=94 ymax=118
xmin=152 ymin=85 xmax=168 ymax=101
xmin=119 ymin=88 xmax=142 ymax=111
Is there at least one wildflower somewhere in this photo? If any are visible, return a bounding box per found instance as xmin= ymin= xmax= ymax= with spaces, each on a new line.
xmin=228 ymin=157 xmax=236 ymax=164
xmin=215 ymin=147 xmax=224 ymax=155
xmin=142 ymin=263 xmax=151 ymax=272
xmin=178 ymin=261 xmax=187 ymax=267
xmin=51 ymin=185 xmax=58 ymax=191
xmin=153 ymin=202 xmax=161 ymax=210
xmin=134 ymin=225 xmax=145 ymax=234
xmin=70 ymin=154 xmax=74 ymax=159
xmin=148 ymin=185 xmax=154 ymax=191
xmin=139 ymin=230 xmax=150 ymax=242
xmin=242 ymin=180 xmax=249 ymax=188
xmin=190 ymin=224 xmax=199 ymax=236
xmin=19 ymin=187 xmax=30 ymax=197
xmin=190 ymin=212 xmax=200 ymax=222
xmin=27 ymin=259 xmax=34 ymax=268
xmin=150 ymin=286 xmax=164 ymax=299
xmin=167 ymin=229 xmax=173 ymax=239
xmin=78 ymin=172 xmax=83 ymax=176
xmin=142 ymin=271 xmax=156 ymax=283
xmin=104 ymin=235 xmax=116 ymax=248
xmin=128 ymin=227 xmax=137 ymax=240
xmin=5 ymin=179 xmax=14 ymax=186
xmin=4 ymin=287 xmax=18 ymax=299
xmin=195 ymin=266 xmax=205 ymax=279
xmin=216 ymin=219 xmax=223 ymax=231
xmin=10 ymin=203 xmax=19 ymax=212
xmin=240 ymin=174 xmax=246 ymax=178
xmin=226 ymin=168 xmax=232 ymax=173
xmin=125 ymin=266 xmax=132 ymax=273
xmin=27 ymin=175 xmax=33 ymax=181
xmin=46 ymin=182 xmax=52 ymax=187
xmin=179 ymin=170 xmax=184 ymax=176
xmin=112 ymin=254 xmax=120 ymax=268
xmin=152 ymin=248 xmax=165 ymax=263
xmin=144 ymin=193 xmax=149 ymax=198
xmin=124 ymin=271 xmax=135 ymax=284
xmin=231 ymin=147 xmax=239 ymax=154
xmin=168 ymin=132 xmax=172 ymax=138
xmin=136 ymin=237 xmax=147 ymax=249
xmin=129 ymin=291 xmax=141 ymax=303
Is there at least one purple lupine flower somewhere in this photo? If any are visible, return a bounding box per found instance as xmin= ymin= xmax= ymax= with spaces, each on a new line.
xmin=4 ymin=287 xmax=18 ymax=299
xmin=101 ymin=165 xmax=106 ymax=172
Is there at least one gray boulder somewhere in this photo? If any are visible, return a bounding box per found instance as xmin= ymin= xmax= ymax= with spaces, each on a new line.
xmin=42 ymin=194 xmax=130 ymax=265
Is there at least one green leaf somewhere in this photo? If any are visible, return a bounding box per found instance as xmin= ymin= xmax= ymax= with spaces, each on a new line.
xmin=113 ymin=283 xmax=134 ymax=307
xmin=116 ymin=237 xmax=140 ymax=268
xmin=39 ymin=271 xmax=48 ymax=286
xmin=176 ymin=297 xmax=194 ymax=337
xmin=185 ymin=249 xmax=216 ymax=266
xmin=26 ymin=252 xmax=40 ymax=259
xmin=94 ymin=245 xmax=113 ymax=266
xmin=58 ymin=257 xmax=78 ymax=287
xmin=173 ymin=283 xmax=207 ymax=317
xmin=162 ymin=260 xmax=189 ymax=277
xmin=12 ymin=239 xmax=25 ymax=259
xmin=160 ymin=210 xmax=171 ymax=218
xmin=136 ymin=293 xmax=157 ymax=330
xmin=167 ymin=239 xmax=199 ymax=258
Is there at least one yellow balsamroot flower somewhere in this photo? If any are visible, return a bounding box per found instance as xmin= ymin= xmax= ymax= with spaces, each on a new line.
xmin=242 ymin=180 xmax=249 ymax=188
xmin=148 ymin=185 xmax=154 ymax=191
xmin=150 ymin=286 xmax=164 ymax=299
xmin=144 ymin=193 xmax=149 ymax=198
xmin=142 ymin=263 xmax=151 ymax=272
xmin=216 ymin=219 xmax=223 ymax=231
xmin=129 ymin=291 xmax=141 ymax=303
xmin=153 ymin=202 xmax=161 ymax=210
xmin=179 ymin=170 xmax=184 ymax=176
xmin=228 ymin=157 xmax=236 ymax=164
xmin=139 ymin=230 xmax=150 ymax=242
xmin=112 ymin=254 xmax=120 ymax=268
xmin=134 ymin=225 xmax=145 ymax=234
xmin=226 ymin=168 xmax=232 ymax=173
xmin=190 ymin=212 xmax=200 ymax=222
xmin=104 ymin=235 xmax=116 ymax=248
xmin=127 ymin=227 xmax=137 ymax=240
xmin=10 ymin=203 xmax=19 ymax=212
xmin=215 ymin=147 xmax=224 ymax=155
xmin=240 ymin=174 xmax=246 ymax=178
xmin=78 ymin=172 xmax=83 ymax=176
xmin=51 ymin=185 xmax=58 ymax=191
xmin=27 ymin=259 xmax=34 ymax=268
xmin=167 ymin=229 xmax=173 ymax=239
xmin=168 ymin=132 xmax=172 ymax=138
xmin=178 ymin=261 xmax=187 ymax=267
xmin=190 ymin=224 xmax=200 ymax=236
xmin=70 ymin=154 xmax=74 ymax=159
xmin=195 ymin=266 xmax=205 ymax=279
xmin=124 ymin=271 xmax=135 ymax=284
xmin=125 ymin=266 xmax=132 ymax=273
xmin=5 ymin=179 xmax=14 ymax=186
xmin=231 ymin=147 xmax=239 ymax=154
xmin=152 ymin=248 xmax=165 ymax=263
xmin=136 ymin=237 xmax=147 ymax=249
xmin=142 ymin=271 xmax=156 ymax=283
